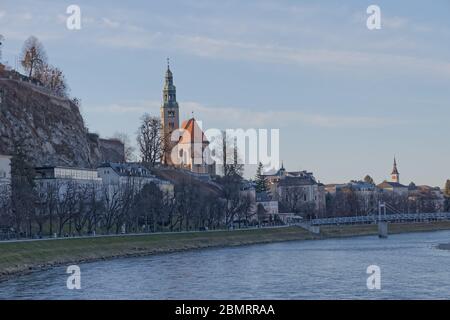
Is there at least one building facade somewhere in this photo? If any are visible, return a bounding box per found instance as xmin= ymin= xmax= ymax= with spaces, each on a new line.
xmin=0 ymin=155 xmax=12 ymax=205
xmin=263 ymin=165 xmax=326 ymax=217
xmin=34 ymin=166 xmax=103 ymax=199
xmin=377 ymin=158 xmax=408 ymax=195
xmin=98 ymin=162 xmax=174 ymax=196
xmin=160 ymin=62 xmax=180 ymax=165
xmin=0 ymin=154 xmax=11 ymax=185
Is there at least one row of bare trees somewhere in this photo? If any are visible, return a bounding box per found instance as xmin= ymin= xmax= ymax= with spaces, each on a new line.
xmin=0 ymin=145 xmax=255 ymax=239
xmin=325 ymin=187 xmax=446 ymax=218
xmin=0 ymin=177 xmax=255 ymax=239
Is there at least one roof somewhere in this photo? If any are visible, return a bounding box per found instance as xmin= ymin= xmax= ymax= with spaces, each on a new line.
xmin=178 ymin=118 xmax=209 ymax=144
xmin=391 ymin=158 xmax=399 ymax=175
xmin=377 ymin=181 xmax=408 ymax=189
xmin=278 ymin=176 xmax=317 ymax=187
xmin=35 ymin=166 xmax=97 ymax=172
xmin=256 ymin=192 xmax=273 ymax=202
xmin=263 ymin=169 xmax=314 ymax=179
xmin=347 ymin=181 xmax=376 ymax=190
xmin=99 ymin=162 xmax=154 ymax=178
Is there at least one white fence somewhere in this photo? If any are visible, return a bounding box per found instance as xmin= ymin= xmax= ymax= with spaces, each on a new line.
xmin=311 ymin=212 xmax=450 ymax=226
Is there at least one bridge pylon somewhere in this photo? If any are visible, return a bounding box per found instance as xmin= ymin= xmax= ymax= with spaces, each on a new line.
xmin=378 ymin=201 xmax=388 ymax=238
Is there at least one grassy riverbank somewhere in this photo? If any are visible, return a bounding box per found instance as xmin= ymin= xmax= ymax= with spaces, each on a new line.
xmin=2 ymin=221 xmax=450 ymax=281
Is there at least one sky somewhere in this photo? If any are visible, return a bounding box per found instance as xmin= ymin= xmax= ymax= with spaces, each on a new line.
xmin=0 ymin=0 xmax=449 ymax=186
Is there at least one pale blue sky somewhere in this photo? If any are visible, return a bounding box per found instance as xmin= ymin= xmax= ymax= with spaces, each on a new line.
xmin=1 ymin=0 xmax=449 ymax=186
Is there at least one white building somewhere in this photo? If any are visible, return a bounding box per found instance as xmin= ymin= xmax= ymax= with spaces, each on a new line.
xmin=377 ymin=158 xmax=408 ymax=196
xmin=97 ymin=163 xmax=174 ymax=196
xmin=256 ymin=192 xmax=279 ymax=216
xmin=0 ymin=155 xmax=11 ymax=185
xmin=34 ymin=166 xmax=103 ymax=198
xmin=0 ymin=155 xmax=12 ymax=205
xmin=263 ymin=165 xmax=326 ymax=217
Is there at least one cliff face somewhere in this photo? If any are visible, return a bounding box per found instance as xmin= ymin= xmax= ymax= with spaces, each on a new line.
xmin=0 ymin=77 xmax=123 ymax=167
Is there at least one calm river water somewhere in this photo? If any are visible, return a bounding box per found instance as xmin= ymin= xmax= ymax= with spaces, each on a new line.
xmin=1 ymin=230 xmax=450 ymax=299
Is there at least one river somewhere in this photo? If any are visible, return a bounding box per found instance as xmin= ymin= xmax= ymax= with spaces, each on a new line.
xmin=1 ymin=230 xmax=450 ymax=299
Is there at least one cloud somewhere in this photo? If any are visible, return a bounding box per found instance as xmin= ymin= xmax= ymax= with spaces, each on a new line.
xmin=170 ymin=34 xmax=450 ymax=77
xmin=87 ymin=100 xmax=161 ymax=114
xmin=101 ymin=17 xmax=121 ymax=29
xmin=383 ymin=16 xmax=409 ymax=29
xmin=91 ymin=20 xmax=450 ymax=78
xmin=181 ymin=102 xmax=408 ymax=129
xmin=86 ymin=99 xmax=405 ymax=129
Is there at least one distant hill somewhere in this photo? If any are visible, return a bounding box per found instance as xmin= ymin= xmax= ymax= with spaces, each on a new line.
xmin=0 ymin=69 xmax=124 ymax=167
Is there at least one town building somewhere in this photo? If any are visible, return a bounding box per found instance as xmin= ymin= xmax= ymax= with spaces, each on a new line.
xmin=0 ymin=155 xmax=12 ymax=203
xmin=0 ymin=154 xmax=11 ymax=185
xmin=263 ymin=164 xmax=326 ymax=217
xmin=377 ymin=158 xmax=408 ymax=195
xmin=98 ymin=162 xmax=174 ymax=196
xmin=326 ymin=181 xmax=377 ymax=195
xmin=160 ymin=62 xmax=215 ymax=175
xmin=408 ymin=184 xmax=446 ymax=213
xmin=34 ymin=164 xmax=174 ymax=199
xmin=34 ymin=166 xmax=103 ymax=198
xmin=256 ymin=192 xmax=279 ymax=216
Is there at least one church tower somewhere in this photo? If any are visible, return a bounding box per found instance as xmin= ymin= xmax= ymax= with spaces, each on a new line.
xmin=160 ymin=59 xmax=180 ymax=165
xmin=391 ymin=157 xmax=400 ymax=183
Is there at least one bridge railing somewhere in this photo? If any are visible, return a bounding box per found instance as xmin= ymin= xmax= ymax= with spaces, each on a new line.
xmin=311 ymin=212 xmax=450 ymax=226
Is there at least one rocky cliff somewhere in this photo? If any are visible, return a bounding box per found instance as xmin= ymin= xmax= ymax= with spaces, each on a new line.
xmin=0 ymin=74 xmax=124 ymax=167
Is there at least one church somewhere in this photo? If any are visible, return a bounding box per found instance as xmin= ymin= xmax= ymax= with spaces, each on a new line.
xmin=160 ymin=62 xmax=216 ymax=175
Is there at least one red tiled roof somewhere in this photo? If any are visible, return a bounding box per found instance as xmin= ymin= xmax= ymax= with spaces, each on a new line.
xmin=178 ymin=118 xmax=209 ymax=144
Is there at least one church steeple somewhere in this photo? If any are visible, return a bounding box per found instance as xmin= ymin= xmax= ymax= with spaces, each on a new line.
xmin=163 ymin=58 xmax=179 ymax=109
xmin=160 ymin=59 xmax=180 ymax=165
xmin=391 ymin=157 xmax=400 ymax=183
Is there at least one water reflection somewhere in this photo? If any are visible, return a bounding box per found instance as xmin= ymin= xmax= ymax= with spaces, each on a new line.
xmin=0 ymin=231 xmax=449 ymax=299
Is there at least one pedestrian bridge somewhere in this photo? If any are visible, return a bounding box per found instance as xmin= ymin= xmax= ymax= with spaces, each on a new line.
xmin=311 ymin=212 xmax=450 ymax=226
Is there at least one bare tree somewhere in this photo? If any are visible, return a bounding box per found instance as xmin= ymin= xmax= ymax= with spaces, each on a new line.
xmin=219 ymin=132 xmax=244 ymax=178
xmin=174 ymin=179 xmax=198 ymax=231
xmin=55 ymin=181 xmax=77 ymax=237
xmin=217 ymin=175 xmax=243 ymax=228
xmin=235 ymin=193 xmax=254 ymax=228
xmin=113 ymin=132 xmax=136 ymax=162
xmin=20 ymin=36 xmax=47 ymax=78
xmin=279 ymin=186 xmax=306 ymax=214
xmin=85 ymin=183 xmax=102 ymax=235
xmin=136 ymin=114 xmax=163 ymax=166
xmin=113 ymin=179 xmax=136 ymax=234
xmin=101 ymin=183 xmax=122 ymax=234
xmin=0 ymin=34 xmax=4 ymax=62
xmin=10 ymin=141 xmax=37 ymax=238
xmin=36 ymin=63 xmax=69 ymax=97
xmin=256 ymin=203 xmax=267 ymax=225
